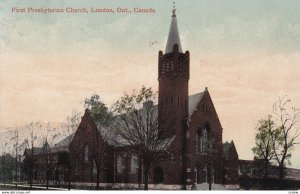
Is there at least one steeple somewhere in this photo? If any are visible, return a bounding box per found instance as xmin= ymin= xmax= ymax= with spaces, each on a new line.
xmin=158 ymin=2 xmax=189 ymax=185
xmin=165 ymin=2 xmax=183 ymax=54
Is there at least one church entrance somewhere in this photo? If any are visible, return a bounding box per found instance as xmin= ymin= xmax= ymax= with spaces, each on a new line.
xmin=153 ymin=166 xmax=164 ymax=184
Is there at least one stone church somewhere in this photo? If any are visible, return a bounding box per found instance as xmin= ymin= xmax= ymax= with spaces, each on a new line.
xmin=23 ymin=6 xmax=239 ymax=189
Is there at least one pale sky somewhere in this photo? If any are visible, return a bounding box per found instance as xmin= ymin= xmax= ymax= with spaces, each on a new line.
xmin=0 ymin=0 xmax=300 ymax=167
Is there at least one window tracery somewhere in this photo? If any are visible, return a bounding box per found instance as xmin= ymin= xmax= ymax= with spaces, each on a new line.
xmin=196 ymin=124 xmax=210 ymax=153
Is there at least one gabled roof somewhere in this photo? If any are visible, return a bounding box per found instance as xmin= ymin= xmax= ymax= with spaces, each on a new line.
xmin=77 ymin=110 xmax=126 ymax=147
xmin=188 ymin=92 xmax=205 ymax=117
xmin=53 ymin=132 xmax=75 ymax=148
xmin=108 ymin=92 xmax=205 ymax=129
xmin=24 ymin=147 xmax=44 ymax=155
xmin=222 ymin=140 xmax=237 ymax=160
xmin=98 ymin=125 xmax=121 ymax=146
xmin=222 ymin=141 xmax=232 ymax=159
xmin=74 ymin=90 xmax=208 ymax=147
xmin=23 ymin=133 xmax=74 ymax=156
xmin=42 ymin=141 xmax=51 ymax=153
xmin=50 ymin=133 xmax=75 ymax=152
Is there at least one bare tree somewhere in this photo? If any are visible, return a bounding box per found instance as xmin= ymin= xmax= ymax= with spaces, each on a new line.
xmin=65 ymin=110 xmax=81 ymax=190
xmin=24 ymin=121 xmax=41 ymax=188
xmin=41 ymin=123 xmax=51 ymax=190
xmin=12 ymin=129 xmax=19 ymax=182
xmin=66 ymin=110 xmax=81 ymax=137
xmin=112 ymin=86 xmax=174 ymax=190
xmin=272 ymin=96 xmax=300 ymax=182
xmin=252 ymin=115 xmax=277 ymax=179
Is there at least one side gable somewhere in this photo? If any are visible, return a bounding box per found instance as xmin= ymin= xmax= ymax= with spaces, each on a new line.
xmin=69 ymin=109 xmax=107 ymax=155
xmin=53 ymin=132 xmax=75 ymax=148
xmin=223 ymin=140 xmax=238 ymax=160
xmin=187 ymin=88 xmax=224 ymax=155
xmin=68 ymin=109 xmax=113 ymax=183
xmin=230 ymin=140 xmax=239 ymax=160
xmin=189 ymin=89 xmax=222 ymax=132
xmin=223 ymin=140 xmax=239 ymax=184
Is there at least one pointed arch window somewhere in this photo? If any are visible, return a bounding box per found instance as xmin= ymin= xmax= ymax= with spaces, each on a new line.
xmin=75 ymin=158 xmax=78 ymax=175
xmin=130 ymin=154 xmax=138 ymax=174
xmin=117 ymin=155 xmax=124 ymax=174
xmin=83 ymin=144 xmax=89 ymax=162
xmin=196 ymin=124 xmax=210 ymax=153
xmin=211 ymin=168 xmax=215 ymax=184
xmin=93 ymin=159 xmax=97 ymax=174
xmin=202 ymin=127 xmax=209 ymax=152
xmin=203 ymin=166 xmax=208 ymax=183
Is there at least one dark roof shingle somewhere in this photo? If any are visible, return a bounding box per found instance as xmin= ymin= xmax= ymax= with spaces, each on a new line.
xmin=188 ymin=92 xmax=205 ymax=117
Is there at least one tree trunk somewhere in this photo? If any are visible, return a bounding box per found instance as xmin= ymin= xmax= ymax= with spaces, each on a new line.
xmin=138 ymin=159 xmax=142 ymax=189
xmin=46 ymin=169 xmax=48 ymax=190
xmin=208 ymin=157 xmax=212 ymax=191
xmin=46 ymin=157 xmax=49 ymax=190
xmin=208 ymin=171 xmax=212 ymax=191
xmin=95 ymin=129 xmax=100 ymax=190
xmin=96 ymin=167 xmax=100 ymax=190
xmin=263 ymin=159 xmax=269 ymax=189
xmin=68 ymin=164 xmax=71 ymax=190
xmin=30 ymin=168 xmax=32 ymax=188
xmin=278 ymin=163 xmax=285 ymax=189
xmin=264 ymin=159 xmax=269 ymax=178
xmin=279 ymin=164 xmax=284 ymax=181
xmin=30 ymin=153 xmax=33 ymax=189
xmin=143 ymin=161 xmax=150 ymax=190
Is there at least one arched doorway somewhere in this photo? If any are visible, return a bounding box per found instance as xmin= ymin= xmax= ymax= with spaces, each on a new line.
xmin=154 ymin=166 xmax=164 ymax=184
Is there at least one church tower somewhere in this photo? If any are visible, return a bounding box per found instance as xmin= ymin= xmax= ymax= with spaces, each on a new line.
xmin=158 ymin=4 xmax=190 ymax=185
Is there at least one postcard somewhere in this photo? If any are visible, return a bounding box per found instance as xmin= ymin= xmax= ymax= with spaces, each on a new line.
xmin=0 ymin=0 xmax=299 ymax=191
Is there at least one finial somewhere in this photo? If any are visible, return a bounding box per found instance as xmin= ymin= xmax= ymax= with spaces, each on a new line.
xmin=172 ymin=1 xmax=176 ymax=16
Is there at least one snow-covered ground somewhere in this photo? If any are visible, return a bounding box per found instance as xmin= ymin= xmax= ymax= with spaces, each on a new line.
xmin=192 ymin=183 xmax=239 ymax=190
xmin=192 ymin=183 xmax=227 ymax=190
xmin=66 ymin=182 xmax=239 ymax=190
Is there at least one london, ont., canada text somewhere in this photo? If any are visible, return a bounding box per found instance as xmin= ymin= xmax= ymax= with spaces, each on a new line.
xmin=11 ymin=7 xmax=156 ymax=14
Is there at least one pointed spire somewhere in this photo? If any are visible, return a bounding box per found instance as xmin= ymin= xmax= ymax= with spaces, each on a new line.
xmin=165 ymin=1 xmax=183 ymax=54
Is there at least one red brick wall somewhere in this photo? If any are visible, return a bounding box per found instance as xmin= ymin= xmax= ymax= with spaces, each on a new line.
xmin=186 ymin=91 xmax=224 ymax=184
xmin=69 ymin=110 xmax=109 ymax=183
xmin=157 ymin=46 xmax=190 ymax=185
